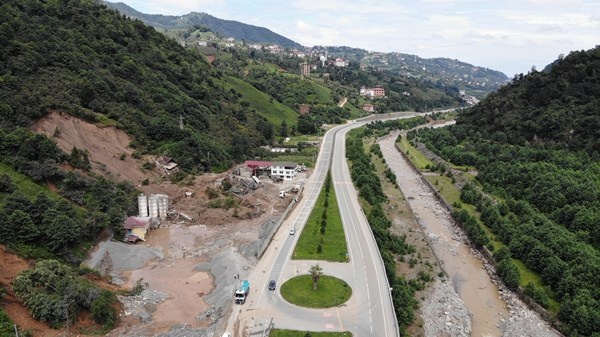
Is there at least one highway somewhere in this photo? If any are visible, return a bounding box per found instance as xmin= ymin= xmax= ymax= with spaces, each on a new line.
xmin=229 ymin=112 xmax=425 ymax=337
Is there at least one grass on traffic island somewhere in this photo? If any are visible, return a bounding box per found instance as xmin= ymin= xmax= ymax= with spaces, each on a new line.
xmin=280 ymin=275 xmax=352 ymax=308
xmin=269 ymin=330 xmax=352 ymax=337
xmin=292 ymin=171 xmax=347 ymax=262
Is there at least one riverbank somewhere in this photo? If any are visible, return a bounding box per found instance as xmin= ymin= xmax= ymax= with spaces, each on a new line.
xmin=378 ymin=131 xmax=561 ymax=337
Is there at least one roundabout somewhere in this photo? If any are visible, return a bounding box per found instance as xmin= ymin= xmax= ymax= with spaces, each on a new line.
xmin=280 ymin=274 xmax=352 ymax=308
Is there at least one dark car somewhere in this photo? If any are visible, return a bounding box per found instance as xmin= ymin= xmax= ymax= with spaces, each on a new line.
xmin=268 ymin=280 xmax=276 ymax=291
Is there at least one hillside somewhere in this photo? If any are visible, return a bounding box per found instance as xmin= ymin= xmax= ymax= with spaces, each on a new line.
xmin=0 ymin=0 xmax=291 ymax=171
xmin=102 ymin=3 xmax=506 ymax=100
xmin=319 ymin=46 xmax=509 ymax=98
xmin=410 ymin=46 xmax=600 ymax=336
xmin=458 ymin=46 xmax=600 ymax=152
xmin=102 ymin=1 xmax=302 ymax=49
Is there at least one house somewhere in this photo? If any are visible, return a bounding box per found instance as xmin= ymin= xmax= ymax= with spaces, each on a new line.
xmin=362 ymin=104 xmax=375 ymax=112
xmin=243 ymin=160 xmax=273 ymax=177
xmin=360 ymin=86 xmax=386 ymax=98
xmin=123 ymin=216 xmax=160 ymax=243
xmin=235 ymin=164 xmax=253 ymax=177
xmin=334 ymin=58 xmax=348 ymax=67
xmin=300 ymin=62 xmax=311 ymax=76
xmin=269 ymin=146 xmax=297 ymax=153
xmin=156 ymin=156 xmax=179 ymax=175
xmin=271 ymin=161 xmax=298 ymax=181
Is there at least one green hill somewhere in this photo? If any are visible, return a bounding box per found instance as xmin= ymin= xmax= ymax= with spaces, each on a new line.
xmin=316 ymin=46 xmax=509 ymax=98
xmin=458 ymin=46 xmax=600 ymax=152
xmin=412 ymin=46 xmax=600 ymax=336
xmin=102 ymin=1 xmax=302 ymax=48
xmin=0 ymin=0 xmax=282 ymax=170
xmin=224 ymin=76 xmax=298 ymax=127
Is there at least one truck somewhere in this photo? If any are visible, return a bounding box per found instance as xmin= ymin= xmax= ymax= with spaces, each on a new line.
xmin=234 ymin=280 xmax=250 ymax=304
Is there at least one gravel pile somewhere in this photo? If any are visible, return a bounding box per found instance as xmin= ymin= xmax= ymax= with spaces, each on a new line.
xmin=420 ymin=279 xmax=472 ymax=337
xmin=118 ymin=289 xmax=170 ymax=323
xmin=496 ymin=283 xmax=562 ymax=337
xmin=155 ymin=324 xmax=211 ymax=337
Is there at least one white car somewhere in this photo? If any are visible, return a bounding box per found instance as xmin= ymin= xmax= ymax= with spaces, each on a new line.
xmin=221 ymin=333 xmax=232 ymax=337
xmin=289 ymin=228 xmax=295 ymax=235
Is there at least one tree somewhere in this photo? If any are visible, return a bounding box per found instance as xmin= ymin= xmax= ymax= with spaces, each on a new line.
xmin=280 ymin=120 xmax=289 ymax=137
xmin=0 ymin=173 xmax=15 ymax=193
xmin=309 ymin=264 xmax=323 ymax=290
xmin=6 ymin=210 xmax=39 ymax=243
xmin=297 ymin=115 xmax=316 ymax=134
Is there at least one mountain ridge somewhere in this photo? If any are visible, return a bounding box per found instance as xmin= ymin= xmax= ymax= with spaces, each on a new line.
xmin=104 ymin=1 xmax=508 ymax=98
xmin=102 ymin=1 xmax=303 ymax=48
xmin=457 ymin=46 xmax=600 ymax=151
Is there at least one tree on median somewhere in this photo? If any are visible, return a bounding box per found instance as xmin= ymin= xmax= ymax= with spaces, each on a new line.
xmin=309 ymin=264 xmax=323 ymax=290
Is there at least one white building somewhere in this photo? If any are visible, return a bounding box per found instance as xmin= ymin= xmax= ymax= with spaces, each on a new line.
xmin=271 ymin=162 xmax=298 ymax=181
xmin=334 ymin=58 xmax=348 ymax=67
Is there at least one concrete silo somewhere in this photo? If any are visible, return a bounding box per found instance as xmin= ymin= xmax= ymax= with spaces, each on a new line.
xmin=148 ymin=195 xmax=160 ymax=218
xmin=138 ymin=194 xmax=149 ymax=217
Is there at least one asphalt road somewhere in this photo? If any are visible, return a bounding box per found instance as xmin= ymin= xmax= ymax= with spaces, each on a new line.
xmin=228 ymin=112 xmax=428 ymax=336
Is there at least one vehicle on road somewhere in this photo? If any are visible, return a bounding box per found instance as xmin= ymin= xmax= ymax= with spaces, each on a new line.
xmin=235 ymin=280 xmax=250 ymax=304
xmin=268 ymin=280 xmax=276 ymax=291
xmin=289 ymin=228 xmax=295 ymax=235
xmin=221 ymin=333 xmax=231 ymax=337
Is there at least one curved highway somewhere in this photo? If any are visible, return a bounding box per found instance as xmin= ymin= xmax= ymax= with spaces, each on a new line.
xmin=228 ymin=112 xmax=424 ymax=337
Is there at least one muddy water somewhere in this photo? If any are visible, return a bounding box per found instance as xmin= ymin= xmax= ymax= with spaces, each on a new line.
xmin=379 ymin=134 xmax=508 ymax=337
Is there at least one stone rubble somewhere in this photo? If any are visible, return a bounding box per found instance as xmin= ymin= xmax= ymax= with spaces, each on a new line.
xmin=421 ymin=278 xmax=472 ymax=337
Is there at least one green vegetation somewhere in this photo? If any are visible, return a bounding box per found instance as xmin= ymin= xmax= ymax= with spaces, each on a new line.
xmin=280 ymin=275 xmax=351 ymax=308
xmin=397 ymin=136 xmax=434 ymax=170
xmin=0 ymin=286 xmax=12 ymax=337
xmin=459 ymin=46 xmax=600 ymax=152
xmin=0 ymin=130 xmax=138 ymax=258
xmin=324 ymin=46 xmax=508 ymax=98
xmin=346 ymin=126 xmax=421 ymax=335
xmin=0 ymin=308 xmax=13 ymax=337
xmin=294 ymin=172 xmax=347 ymax=261
xmin=12 ymin=260 xmax=117 ymax=328
xmin=409 ymin=48 xmax=600 ymax=335
xmin=224 ymin=75 xmax=297 ymax=126
xmin=270 ymin=330 xmax=351 ymax=337
xmin=104 ymin=2 xmax=301 ymax=48
xmin=0 ymin=0 xmax=279 ymax=171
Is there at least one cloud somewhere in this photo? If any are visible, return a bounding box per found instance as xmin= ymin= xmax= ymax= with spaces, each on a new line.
xmin=119 ymin=0 xmax=600 ymax=76
xmin=506 ymin=13 xmax=600 ymax=27
xmin=290 ymin=20 xmax=342 ymax=46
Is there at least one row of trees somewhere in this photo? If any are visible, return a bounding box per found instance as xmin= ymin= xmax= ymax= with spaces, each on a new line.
xmin=346 ymin=127 xmax=420 ymax=335
xmin=412 ymin=125 xmax=600 ymax=336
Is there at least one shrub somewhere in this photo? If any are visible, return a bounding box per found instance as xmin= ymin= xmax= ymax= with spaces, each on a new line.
xmin=91 ymin=291 xmax=116 ymax=326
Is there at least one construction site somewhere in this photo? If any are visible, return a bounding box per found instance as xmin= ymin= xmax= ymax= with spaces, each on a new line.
xmin=2 ymin=111 xmax=307 ymax=337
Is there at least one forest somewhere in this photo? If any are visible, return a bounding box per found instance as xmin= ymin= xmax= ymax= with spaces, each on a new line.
xmin=409 ymin=47 xmax=600 ymax=336
xmin=0 ymin=0 xmax=281 ymax=172
xmin=458 ymin=46 xmax=600 ymax=152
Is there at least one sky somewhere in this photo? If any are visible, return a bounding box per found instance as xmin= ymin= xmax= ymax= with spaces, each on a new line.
xmin=120 ymin=0 xmax=599 ymax=77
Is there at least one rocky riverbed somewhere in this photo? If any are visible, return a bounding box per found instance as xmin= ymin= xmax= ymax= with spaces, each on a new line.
xmin=379 ymin=132 xmax=562 ymax=337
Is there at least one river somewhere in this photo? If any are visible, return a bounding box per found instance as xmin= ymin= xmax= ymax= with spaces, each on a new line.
xmin=378 ymin=132 xmax=508 ymax=337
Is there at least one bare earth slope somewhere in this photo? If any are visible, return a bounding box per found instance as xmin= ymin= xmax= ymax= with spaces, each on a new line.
xmin=32 ymin=111 xmax=157 ymax=184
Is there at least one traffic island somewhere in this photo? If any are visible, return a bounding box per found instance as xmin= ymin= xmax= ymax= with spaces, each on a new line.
xmin=280 ymin=275 xmax=352 ymax=308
